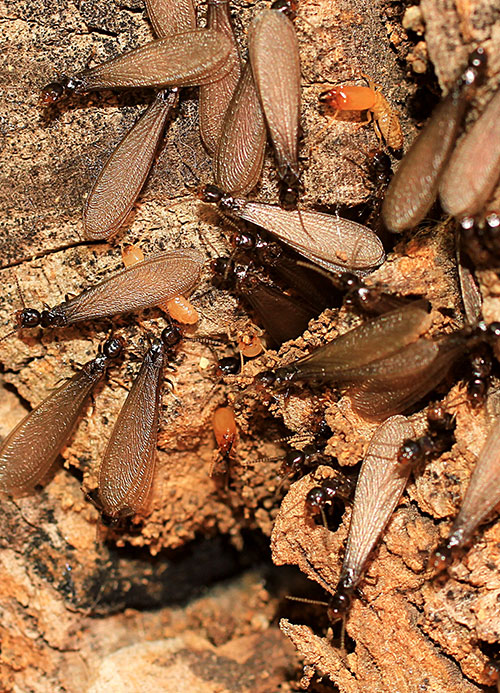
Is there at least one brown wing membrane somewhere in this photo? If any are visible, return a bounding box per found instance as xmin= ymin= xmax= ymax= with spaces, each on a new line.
xmin=98 ymin=342 xmax=164 ymax=518
xmin=287 ymin=302 xmax=432 ymax=381
xmin=58 ymin=249 xmax=203 ymax=324
xmin=83 ymin=91 xmax=178 ymax=241
xmin=75 ymin=31 xmax=233 ymax=91
xmin=241 ymin=275 xmax=316 ymax=346
xmin=145 ymin=0 xmax=196 ymax=38
xmin=341 ymin=415 xmax=414 ymax=586
xmin=214 ymin=63 xmax=267 ymax=194
xmin=448 ymin=413 xmax=500 ymax=546
xmin=348 ymin=336 xmax=463 ymax=420
xmin=233 ymin=201 xmax=385 ymax=272
xmin=248 ymin=9 xmax=300 ymax=178
xmin=0 ymin=362 xmax=107 ymax=495
xmin=199 ymin=0 xmax=241 ymax=155
xmin=382 ymin=88 xmax=466 ymax=233
xmin=440 ymin=90 xmax=500 ymax=219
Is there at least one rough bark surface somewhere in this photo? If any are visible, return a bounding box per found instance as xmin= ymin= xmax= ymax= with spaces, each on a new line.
xmin=1 ymin=0 xmax=500 ymax=691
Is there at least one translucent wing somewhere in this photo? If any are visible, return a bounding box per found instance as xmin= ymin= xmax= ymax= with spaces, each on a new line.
xmin=287 ymin=302 xmax=431 ymax=381
xmin=84 ymin=91 xmax=178 ymax=241
xmin=234 ymin=201 xmax=385 ymax=272
xmin=214 ymin=63 xmax=267 ymax=194
xmin=0 ymin=365 xmax=106 ymax=495
xmin=199 ymin=1 xmax=241 ymax=155
xmin=440 ymin=90 xmax=500 ymax=218
xmin=145 ymin=0 xmax=196 ymax=38
xmin=248 ymin=9 xmax=300 ymax=178
xmin=341 ymin=415 xmax=414 ymax=586
xmin=449 ymin=414 xmax=500 ymax=546
xmin=382 ymin=89 xmax=466 ymax=233
xmin=58 ymin=249 xmax=203 ymax=324
xmin=98 ymin=343 xmax=164 ymax=518
xmin=76 ymin=31 xmax=233 ymax=91
xmin=348 ymin=336 xmax=463 ymax=420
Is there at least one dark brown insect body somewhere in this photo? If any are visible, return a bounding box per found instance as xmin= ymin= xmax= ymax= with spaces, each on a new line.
xmin=0 ymin=337 xmax=124 ymax=495
xmin=212 ymin=256 xmax=317 ymax=346
xmin=97 ymin=325 xmax=182 ymax=520
xmin=382 ymin=48 xmax=487 ymax=233
xmin=14 ymin=249 xmax=203 ymax=332
xmin=396 ymin=403 xmax=455 ymax=472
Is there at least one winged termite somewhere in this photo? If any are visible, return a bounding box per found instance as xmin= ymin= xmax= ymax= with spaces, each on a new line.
xmin=439 ymin=89 xmax=500 ymax=220
xmin=319 ymin=79 xmax=403 ymax=152
xmin=199 ymin=0 xmax=242 ymax=155
xmin=83 ymin=90 xmax=179 ymax=241
xmin=213 ymin=62 xmax=267 ymax=194
xmin=40 ymin=30 xmax=234 ymax=102
xmin=247 ymin=7 xmax=301 ymax=206
xmin=256 ymin=301 xmax=433 ymax=386
xmin=10 ymin=249 xmax=203 ymax=333
xmin=145 ymin=0 xmax=196 ymax=38
xmin=212 ymin=256 xmax=318 ymax=346
xmin=97 ymin=325 xmax=182 ymax=520
xmin=199 ymin=185 xmax=385 ymax=273
xmin=327 ymin=415 xmax=414 ymax=621
xmin=0 ymin=337 xmax=124 ymax=496
xmin=433 ymin=413 xmax=500 ymax=570
xmin=382 ymin=47 xmax=487 ymax=233
xmin=347 ymin=321 xmax=500 ymax=421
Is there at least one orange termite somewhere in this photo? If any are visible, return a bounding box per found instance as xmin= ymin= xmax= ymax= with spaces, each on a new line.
xmin=121 ymin=244 xmax=199 ymax=324
xmin=212 ymin=406 xmax=238 ymax=459
xmin=319 ymin=79 xmax=403 ymax=152
xmin=238 ymin=332 xmax=264 ymax=358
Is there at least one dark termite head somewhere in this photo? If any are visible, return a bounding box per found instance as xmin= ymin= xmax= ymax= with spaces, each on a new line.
xmin=198 ymin=184 xmax=236 ymax=213
xmin=305 ymin=485 xmax=329 ymax=513
xmin=327 ymin=577 xmax=355 ymax=622
xmin=430 ymin=540 xmax=455 ymax=573
xmin=231 ymin=230 xmax=256 ymax=252
xmin=279 ymin=167 xmax=302 ymax=210
xmin=270 ymin=0 xmax=298 ymax=19
xmin=161 ymin=322 xmax=183 ymax=355
xmin=40 ymin=76 xmax=83 ymax=105
xmin=15 ymin=306 xmax=67 ymax=330
xmin=198 ymin=183 xmax=225 ymax=204
xmin=216 ymin=356 xmax=241 ymax=377
xmin=255 ymin=365 xmax=296 ymax=388
xmin=88 ymin=336 xmax=125 ymax=376
xmin=101 ymin=336 xmax=125 ymax=360
xmin=368 ymin=150 xmax=393 ymax=186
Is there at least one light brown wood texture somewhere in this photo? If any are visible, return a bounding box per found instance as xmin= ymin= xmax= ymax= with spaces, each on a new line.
xmin=1 ymin=0 xmax=500 ymax=690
